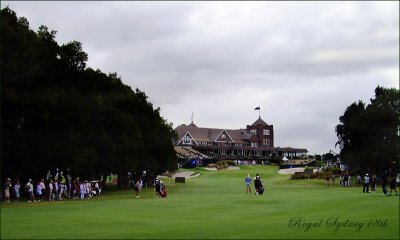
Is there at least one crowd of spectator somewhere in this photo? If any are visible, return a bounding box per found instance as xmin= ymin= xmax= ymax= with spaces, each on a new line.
xmin=2 ymin=169 xmax=102 ymax=203
xmin=326 ymin=168 xmax=399 ymax=196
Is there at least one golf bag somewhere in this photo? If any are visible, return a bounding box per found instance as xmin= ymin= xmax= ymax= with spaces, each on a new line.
xmin=258 ymin=186 xmax=264 ymax=195
xmin=159 ymin=188 xmax=167 ymax=198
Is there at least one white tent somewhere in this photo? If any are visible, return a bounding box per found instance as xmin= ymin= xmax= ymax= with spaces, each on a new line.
xmin=282 ymin=156 xmax=289 ymax=162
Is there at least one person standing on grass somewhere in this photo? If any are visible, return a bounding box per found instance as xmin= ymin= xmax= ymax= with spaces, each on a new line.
xmin=245 ymin=174 xmax=252 ymax=194
xmin=95 ymin=182 xmax=100 ymax=196
xmin=254 ymin=174 xmax=262 ymax=195
xmin=80 ymin=181 xmax=85 ymax=199
xmin=73 ymin=179 xmax=79 ymax=199
xmin=66 ymin=174 xmax=72 ymax=199
xmin=13 ymin=180 xmax=20 ymax=202
xmin=348 ymin=174 xmax=352 ymax=187
xmin=85 ymin=181 xmax=91 ymax=198
xmin=344 ymin=173 xmax=349 ymax=187
xmin=155 ymin=178 xmax=161 ymax=198
xmin=39 ymin=179 xmax=46 ymax=201
xmin=25 ymin=179 xmax=35 ymax=202
xmin=58 ymin=180 xmax=64 ymax=200
xmin=363 ymin=173 xmax=370 ymax=193
xmin=154 ymin=178 xmax=167 ymax=198
xmin=356 ymin=174 xmax=362 ymax=187
xmin=3 ymin=178 xmax=11 ymax=202
xmin=381 ymin=170 xmax=388 ymax=195
xmin=48 ymin=179 xmax=54 ymax=201
xmin=159 ymin=181 xmax=167 ymax=198
xmin=53 ymin=179 xmax=59 ymax=200
xmin=69 ymin=178 xmax=74 ymax=199
xmin=388 ymin=169 xmax=398 ymax=196
xmin=134 ymin=180 xmax=141 ymax=198
xmin=36 ymin=180 xmax=43 ymax=202
xmin=370 ymin=175 xmax=376 ymax=193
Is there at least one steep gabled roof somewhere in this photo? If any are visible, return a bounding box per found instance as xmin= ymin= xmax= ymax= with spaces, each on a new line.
xmin=177 ymin=132 xmax=198 ymax=145
xmin=188 ymin=122 xmax=197 ymax=127
xmin=226 ymin=130 xmax=249 ymax=144
xmin=214 ymin=130 xmax=234 ymax=143
xmin=175 ymin=125 xmax=248 ymax=144
xmin=175 ymin=117 xmax=272 ymax=145
xmin=251 ymin=117 xmax=269 ymax=126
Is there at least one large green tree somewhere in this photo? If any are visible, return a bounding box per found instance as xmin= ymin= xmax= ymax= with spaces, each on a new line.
xmin=336 ymin=86 xmax=400 ymax=174
xmin=1 ymin=7 xmax=177 ymax=187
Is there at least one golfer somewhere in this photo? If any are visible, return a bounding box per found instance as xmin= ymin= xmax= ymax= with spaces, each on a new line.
xmin=254 ymin=174 xmax=263 ymax=195
xmin=155 ymin=178 xmax=161 ymax=198
xmin=245 ymin=174 xmax=252 ymax=194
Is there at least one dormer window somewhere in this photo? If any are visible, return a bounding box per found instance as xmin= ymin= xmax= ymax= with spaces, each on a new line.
xmin=182 ymin=135 xmax=192 ymax=144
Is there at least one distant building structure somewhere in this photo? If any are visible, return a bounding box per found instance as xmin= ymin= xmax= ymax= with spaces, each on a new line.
xmin=175 ymin=117 xmax=308 ymax=159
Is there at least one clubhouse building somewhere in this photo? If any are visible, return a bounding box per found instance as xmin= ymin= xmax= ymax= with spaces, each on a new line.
xmin=175 ymin=117 xmax=308 ymax=159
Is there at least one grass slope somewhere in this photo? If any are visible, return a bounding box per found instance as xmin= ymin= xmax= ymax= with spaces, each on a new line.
xmin=1 ymin=165 xmax=399 ymax=239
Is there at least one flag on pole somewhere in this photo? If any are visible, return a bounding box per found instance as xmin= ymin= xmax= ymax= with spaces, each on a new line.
xmin=255 ymin=106 xmax=260 ymax=110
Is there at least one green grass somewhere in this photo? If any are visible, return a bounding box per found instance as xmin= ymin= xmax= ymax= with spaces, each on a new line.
xmin=1 ymin=166 xmax=399 ymax=239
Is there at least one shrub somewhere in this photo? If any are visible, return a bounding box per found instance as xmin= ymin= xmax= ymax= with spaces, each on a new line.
xmin=291 ymin=172 xmax=331 ymax=180
xmin=226 ymin=160 xmax=236 ymax=166
xmin=207 ymin=160 xmax=237 ymax=170
xmin=207 ymin=163 xmax=217 ymax=168
xmin=216 ymin=161 xmax=228 ymax=170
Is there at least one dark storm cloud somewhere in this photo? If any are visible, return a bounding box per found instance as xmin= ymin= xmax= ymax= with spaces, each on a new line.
xmin=2 ymin=1 xmax=398 ymax=154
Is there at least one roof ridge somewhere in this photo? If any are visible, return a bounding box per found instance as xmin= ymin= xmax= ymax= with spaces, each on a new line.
xmin=251 ymin=117 xmax=268 ymax=126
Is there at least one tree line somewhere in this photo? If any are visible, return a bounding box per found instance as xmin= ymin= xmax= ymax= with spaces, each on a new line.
xmin=1 ymin=7 xmax=178 ymax=187
xmin=336 ymin=86 xmax=400 ymax=174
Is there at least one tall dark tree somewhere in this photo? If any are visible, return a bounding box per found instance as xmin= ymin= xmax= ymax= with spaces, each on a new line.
xmin=336 ymin=86 xmax=400 ymax=173
xmin=1 ymin=7 xmax=177 ymax=187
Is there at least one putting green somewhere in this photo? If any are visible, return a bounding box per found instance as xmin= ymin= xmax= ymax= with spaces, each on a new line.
xmin=1 ymin=165 xmax=399 ymax=239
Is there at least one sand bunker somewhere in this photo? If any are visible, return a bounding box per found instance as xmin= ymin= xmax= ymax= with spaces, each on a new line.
xmin=277 ymin=167 xmax=317 ymax=174
xmin=204 ymin=166 xmax=240 ymax=171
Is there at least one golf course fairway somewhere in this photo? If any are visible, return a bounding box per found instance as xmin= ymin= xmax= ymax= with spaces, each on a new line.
xmin=1 ymin=165 xmax=399 ymax=239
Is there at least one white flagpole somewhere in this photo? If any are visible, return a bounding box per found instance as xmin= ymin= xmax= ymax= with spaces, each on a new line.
xmin=255 ymin=106 xmax=261 ymax=118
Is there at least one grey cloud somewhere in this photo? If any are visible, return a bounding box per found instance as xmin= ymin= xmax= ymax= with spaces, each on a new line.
xmin=2 ymin=1 xmax=398 ymax=154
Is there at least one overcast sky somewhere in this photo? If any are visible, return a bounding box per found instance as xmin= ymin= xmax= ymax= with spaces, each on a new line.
xmin=3 ymin=1 xmax=399 ymax=154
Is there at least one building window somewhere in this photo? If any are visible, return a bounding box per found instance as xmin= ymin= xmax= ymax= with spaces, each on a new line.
xmin=182 ymin=135 xmax=192 ymax=144
xmin=250 ymin=130 xmax=256 ymax=135
xmin=262 ymin=139 xmax=271 ymax=147
xmin=221 ymin=134 xmax=226 ymax=138
xmin=263 ymin=129 xmax=270 ymax=135
xmin=251 ymin=143 xmax=258 ymax=147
